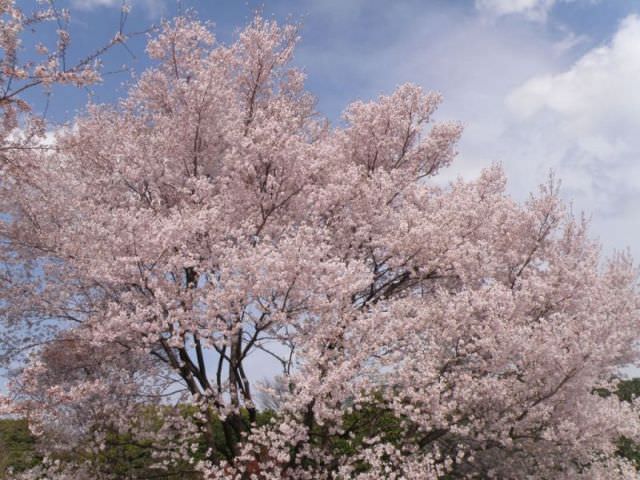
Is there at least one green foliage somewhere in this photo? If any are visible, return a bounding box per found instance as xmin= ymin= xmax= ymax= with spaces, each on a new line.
xmin=327 ymin=402 xmax=405 ymax=474
xmin=603 ymin=378 xmax=640 ymax=470
xmin=0 ymin=406 xmax=277 ymax=479
xmin=0 ymin=418 xmax=41 ymax=478
xmin=615 ymin=378 xmax=640 ymax=403
xmin=616 ymin=436 xmax=640 ymax=470
xmin=5 ymin=384 xmax=640 ymax=477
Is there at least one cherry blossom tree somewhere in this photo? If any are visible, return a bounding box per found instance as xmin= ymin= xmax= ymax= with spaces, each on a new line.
xmin=2 ymin=12 xmax=640 ymax=479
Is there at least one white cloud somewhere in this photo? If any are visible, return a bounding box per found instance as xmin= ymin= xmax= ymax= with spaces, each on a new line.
xmin=503 ymin=14 xmax=640 ymax=256
xmin=71 ymin=0 xmax=165 ymax=17
xmin=475 ymin=0 xmax=558 ymax=20
xmin=551 ymin=28 xmax=589 ymax=55
xmin=72 ymin=0 xmax=120 ymax=7
xmin=508 ymin=14 xmax=640 ymax=158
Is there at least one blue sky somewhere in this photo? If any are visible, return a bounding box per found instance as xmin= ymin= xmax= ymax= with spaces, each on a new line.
xmin=21 ymin=0 xmax=640 ymax=260
xmin=11 ymin=0 xmax=640 ymax=242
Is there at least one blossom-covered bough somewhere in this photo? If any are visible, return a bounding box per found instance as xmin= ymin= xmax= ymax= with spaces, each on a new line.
xmin=0 ymin=0 xmax=129 ymax=164
xmin=1 ymin=11 xmax=640 ymax=480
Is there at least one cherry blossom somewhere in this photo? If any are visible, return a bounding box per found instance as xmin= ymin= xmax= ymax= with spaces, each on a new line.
xmin=2 ymin=12 xmax=640 ymax=479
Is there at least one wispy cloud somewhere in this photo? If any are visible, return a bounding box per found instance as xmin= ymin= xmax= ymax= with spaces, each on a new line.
xmin=71 ymin=0 xmax=166 ymax=17
xmin=508 ymin=14 xmax=640 ymax=151
xmin=475 ymin=0 xmax=558 ymax=21
xmin=504 ymin=14 xmax=640 ymax=252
